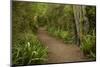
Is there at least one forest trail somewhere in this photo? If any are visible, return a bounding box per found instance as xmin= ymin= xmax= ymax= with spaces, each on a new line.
xmin=37 ymin=28 xmax=87 ymax=64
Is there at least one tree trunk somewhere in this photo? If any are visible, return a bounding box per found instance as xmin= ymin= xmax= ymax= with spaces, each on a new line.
xmin=73 ymin=5 xmax=81 ymax=46
xmin=73 ymin=5 xmax=89 ymax=46
xmin=82 ymin=6 xmax=89 ymax=34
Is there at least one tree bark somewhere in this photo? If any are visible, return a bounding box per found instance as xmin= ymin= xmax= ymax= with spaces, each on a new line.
xmin=73 ymin=5 xmax=89 ymax=46
xmin=73 ymin=5 xmax=81 ymax=46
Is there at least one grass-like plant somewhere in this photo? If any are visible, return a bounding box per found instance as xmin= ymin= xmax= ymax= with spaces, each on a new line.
xmin=47 ymin=27 xmax=74 ymax=43
xmin=12 ymin=33 xmax=48 ymax=65
xmin=80 ymin=35 xmax=96 ymax=60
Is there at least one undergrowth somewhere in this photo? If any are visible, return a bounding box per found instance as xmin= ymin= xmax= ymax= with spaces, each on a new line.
xmin=80 ymin=34 xmax=96 ymax=60
xmin=47 ymin=27 xmax=75 ymax=44
xmin=12 ymin=33 xmax=48 ymax=65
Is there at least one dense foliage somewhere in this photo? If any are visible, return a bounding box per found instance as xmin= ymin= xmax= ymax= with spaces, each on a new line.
xmin=12 ymin=1 xmax=96 ymax=65
xmin=12 ymin=33 xmax=47 ymax=65
xmin=12 ymin=2 xmax=48 ymax=65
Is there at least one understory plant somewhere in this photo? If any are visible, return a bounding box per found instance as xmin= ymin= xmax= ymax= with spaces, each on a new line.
xmin=12 ymin=33 xmax=48 ymax=65
xmin=47 ymin=27 xmax=74 ymax=44
xmin=80 ymin=34 xmax=96 ymax=60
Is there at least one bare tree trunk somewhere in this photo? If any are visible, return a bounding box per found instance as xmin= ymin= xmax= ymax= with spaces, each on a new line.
xmin=73 ymin=5 xmax=81 ymax=46
xmin=73 ymin=5 xmax=89 ymax=46
xmin=82 ymin=6 xmax=89 ymax=34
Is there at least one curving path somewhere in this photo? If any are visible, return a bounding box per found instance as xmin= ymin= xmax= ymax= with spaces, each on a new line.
xmin=37 ymin=28 xmax=87 ymax=64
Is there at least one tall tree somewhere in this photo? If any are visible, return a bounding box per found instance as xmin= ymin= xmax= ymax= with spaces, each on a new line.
xmin=73 ymin=5 xmax=90 ymax=46
xmin=73 ymin=5 xmax=81 ymax=45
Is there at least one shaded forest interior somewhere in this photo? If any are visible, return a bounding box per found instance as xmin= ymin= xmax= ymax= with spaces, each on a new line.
xmin=12 ymin=1 xmax=96 ymax=65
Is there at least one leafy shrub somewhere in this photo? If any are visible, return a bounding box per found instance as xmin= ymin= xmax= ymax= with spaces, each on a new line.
xmin=80 ymin=35 xmax=96 ymax=59
xmin=12 ymin=2 xmax=48 ymax=65
xmin=12 ymin=33 xmax=47 ymax=65
xmin=60 ymin=31 xmax=69 ymax=39
xmin=47 ymin=27 xmax=74 ymax=43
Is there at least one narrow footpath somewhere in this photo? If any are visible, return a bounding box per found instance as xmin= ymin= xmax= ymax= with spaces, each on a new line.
xmin=37 ymin=28 xmax=87 ymax=64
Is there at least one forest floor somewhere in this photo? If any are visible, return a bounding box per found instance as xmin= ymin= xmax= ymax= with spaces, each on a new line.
xmin=37 ymin=28 xmax=88 ymax=64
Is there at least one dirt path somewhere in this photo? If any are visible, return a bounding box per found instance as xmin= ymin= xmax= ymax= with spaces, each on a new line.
xmin=37 ymin=28 xmax=87 ymax=64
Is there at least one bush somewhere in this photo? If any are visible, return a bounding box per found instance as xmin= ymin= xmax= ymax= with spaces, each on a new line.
xmin=60 ymin=31 xmax=75 ymax=43
xmin=12 ymin=33 xmax=48 ymax=65
xmin=47 ymin=27 xmax=74 ymax=43
xmin=80 ymin=35 xmax=96 ymax=59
